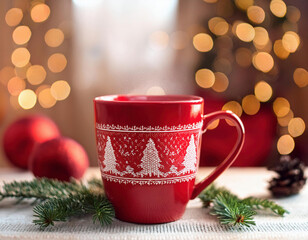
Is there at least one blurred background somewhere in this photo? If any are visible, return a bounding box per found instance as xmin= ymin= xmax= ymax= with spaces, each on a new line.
xmin=0 ymin=0 xmax=307 ymax=168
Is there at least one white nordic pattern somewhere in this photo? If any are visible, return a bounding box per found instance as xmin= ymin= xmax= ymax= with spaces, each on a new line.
xmin=100 ymin=135 xmax=198 ymax=185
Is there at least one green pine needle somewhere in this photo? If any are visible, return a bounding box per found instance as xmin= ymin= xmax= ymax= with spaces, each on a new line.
xmin=199 ymin=184 xmax=288 ymax=227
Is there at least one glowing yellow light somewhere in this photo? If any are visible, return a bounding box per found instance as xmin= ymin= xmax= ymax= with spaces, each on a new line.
xmin=235 ymin=0 xmax=254 ymax=11
xmin=212 ymin=72 xmax=229 ymax=92
xmin=278 ymin=110 xmax=294 ymax=127
xmin=222 ymin=101 xmax=242 ymax=117
xmin=236 ymin=23 xmax=255 ymax=42
xmin=282 ymin=31 xmax=300 ymax=53
xmin=203 ymin=0 xmax=218 ymax=3
xmin=170 ymin=31 xmax=188 ymax=50
xmin=254 ymin=81 xmax=272 ymax=102
xmin=208 ymin=17 xmax=229 ymax=36
xmin=247 ymin=6 xmax=265 ymax=24
xmin=7 ymin=77 xmax=26 ymax=96
xmin=11 ymin=48 xmax=31 ymax=68
xmin=18 ymin=89 xmax=37 ymax=109
xmin=0 ymin=66 xmax=15 ymax=86
xmin=51 ymin=80 xmax=71 ymax=100
xmin=252 ymin=52 xmax=274 ymax=73
xmin=31 ymin=4 xmax=50 ymax=23
xmin=47 ymin=53 xmax=67 ymax=73
xmin=149 ymin=31 xmax=169 ymax=50
xmin=35 ymin=84 xmax=49 ymax=95
xmin=12 ymin=26 xmax=32 ymax=45
xmin=5 ymin=8 xmax=23 ymax=27
xmin=193 ymin=33 xmax=213 ymax=52
xmin=273 ymin=97 xmax=290 ymax=117
xmin=288 ymin=117 xmax=306 ymax=137
xmin=253 ymin=27 xmax=269 ymax=48
xmin=207 ymin=120 xmax=220 ymax=130
xmin=26 ymin=65 xmax=46 ymax=85
xmin=235 ymin=48 xmax=252 ymax=68
xmin=195 ymin=69 xmax=215 ymax=88
xmin=293 ymin=68 xmax=308 ymax=88
xmin=277 ymin=134 xmax=295 ymax=155
xmin=273 ymin=39 xmax=290 ymax=59
xmin=287 ymin=6 xmax=301 ymax=23
xmin=242 ymin=95 xmax=260 ymax=115
xmin=38 ymin=88 xmax=56 ymax=108
xmin=14 ymin=63 xmax=31 ymax=79
xmin=44 ymin=28 xmax=64 ymax=47
xmin=146 ymin=86 xmax=166 ymax=95
xmin=270 ymin=0 xmax=287 ymax=18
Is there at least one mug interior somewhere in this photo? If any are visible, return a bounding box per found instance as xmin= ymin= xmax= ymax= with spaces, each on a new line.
xmin=94 ymin=95 xmax=203 ymax=104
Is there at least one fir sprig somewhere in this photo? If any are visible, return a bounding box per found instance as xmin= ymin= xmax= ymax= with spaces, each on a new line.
xmin=0 ymin=178 xmax=114 ymax=229
xmin=199 ymin=184 xmax=288 ymax=227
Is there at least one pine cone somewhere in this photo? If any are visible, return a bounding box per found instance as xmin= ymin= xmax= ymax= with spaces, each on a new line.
xmin=268 ymin=155 xmax=307 ymax=197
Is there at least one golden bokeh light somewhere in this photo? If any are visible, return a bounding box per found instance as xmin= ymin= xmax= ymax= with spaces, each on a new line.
xmin=254 ymin=81 xmax=272 ymax=102
xmin=51 ymin=80 xmax=71 ymax=100
xmin=273 ymin=97 xmax=290 ymax=117
xmin=277 ymin=134 xmax=295 ymax=155
xmin=288 ymin=118 xmax=306 ymax=137
xmin=38 ymin=88 xmax=56 ymax=108
xmin=193 ymin=33 xmax=213 ymax=52
xmin=5 ymin=8 xmax=23 ymax=27
xmin=273 ymin=39 xmax=290 ymax=59
xmin=18 ymin=89 xmax=37 ymax=109
xmin=247 ymin=6 xmax=265 ymax=24
xmin=7 ymin=77 xmax=26 ymax=96
xmin=252 ymin=52 xmax=274 ymax=73
xmin=286 ymin=6 xmax=301 ymax=23
xmin=31 ymin=4 xmax=50 ymax=23
xmin=149 ymin=31 xmax=169 ymax=49
xmin=212 ymin=72 xmax=229 ymax=92
xmin=208 ymin=17 xmax=229 ymax=36
xmin=26 ymin=65 xmax=46 ymax=85
xmin=236 ymin=23 xmax=255 ymax=42
xmin=146 ymin=86 xmax=166 ymax=95
xmin=282 ymin=31 xmax=300 ymax=53
xmin=222 ymin=101 xmax=242 ymax=117
xmin=242 ymin=95 xmax=260 ymax=115
xmin=44 ymin=28 xmax=65 ymax=47
xmin=293 ymin=68 xmax=308 ymax=88
xmin=0 ymin=66 xmax=15 ymax=86
xmin=207 ymin=120 xmax=220 ymax=130
xmin=270 ymin=0 xmax=287 ymax=18
xmin=35 ymin=84 xmax=49 ymax=95
xmin=14 ymin=63 xmax=31 ymax=79
xmin=235 ymin=48 xmax=252 ymax=68
xmin=235 ymin=0 xmax=254 ymax=11
xmin=12 ymin=26 xmax=32 ymax=45
xmin=203 ymin=0 xmax=218 ymax=3
xmin=47 ymin=53 xmax=67 ymax=73
xmin=195 ymin=69 xmax=215 ymax=88
xmin=278 ymin=110 xmax=293 ymax=127
xmin=253 ymin=27 xmax=269 ymax=48
xmin=11 ymin=47 xmax=31 ymax=68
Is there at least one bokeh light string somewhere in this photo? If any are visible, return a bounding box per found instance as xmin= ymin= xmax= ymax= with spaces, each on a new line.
xmin=2 ymin=1 xmax=71 ymax=110
xmin=194 ymin=0 xmax=306 ymax=155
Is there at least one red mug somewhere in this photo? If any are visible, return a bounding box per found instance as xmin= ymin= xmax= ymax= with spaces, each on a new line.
xmin=94 ymin=95 xmax=245 ymax=224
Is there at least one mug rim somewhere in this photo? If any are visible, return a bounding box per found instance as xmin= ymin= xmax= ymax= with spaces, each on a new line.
xmin=94 ymin=95 xmax=203 ymax=104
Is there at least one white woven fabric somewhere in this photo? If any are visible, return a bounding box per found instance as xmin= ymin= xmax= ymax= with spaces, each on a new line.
xmin=0 ymin=168 xmax=307 ymax=240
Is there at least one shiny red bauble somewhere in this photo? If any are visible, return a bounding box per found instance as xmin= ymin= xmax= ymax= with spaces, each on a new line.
xmin=3 ymin=115 xmax=61 ymax=169
xmin=29 ymin=137 xmax=89 ymax=181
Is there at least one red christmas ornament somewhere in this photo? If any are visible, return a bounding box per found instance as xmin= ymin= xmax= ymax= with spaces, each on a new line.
xmin=3 ymin=115 xmax=60 ymax=169
xmin=29 ymin=137 xmax=89 ymax=181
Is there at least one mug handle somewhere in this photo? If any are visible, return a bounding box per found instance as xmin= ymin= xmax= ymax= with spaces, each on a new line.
xmin=190 ymin=110 xmax=245 ymax=199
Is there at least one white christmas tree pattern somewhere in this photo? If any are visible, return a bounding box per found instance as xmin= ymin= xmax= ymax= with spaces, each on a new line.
xmin=138 ymin=138 xmax=163 ymax=177
xmin=102 ymin=136 xmax=120 ymax=175
xmin=181 ymin=134 xmax=197 ymax=174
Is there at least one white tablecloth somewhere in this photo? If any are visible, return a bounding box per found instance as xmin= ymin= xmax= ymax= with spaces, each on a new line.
xmin=0 ymin=167 xmax=307 ymax=240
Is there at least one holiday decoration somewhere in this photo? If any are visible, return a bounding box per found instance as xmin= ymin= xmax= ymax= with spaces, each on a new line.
xmin=29 ymin=137 xmax=89 ymax=181
xmin=0 ymin=178 xmax=287 ymax=229
xmin=195 ymin=0 xmax=307 ymax=162
xmin=181 ymin=135 xmax=197 ymax=174
xmin=102 ymin=136 xmax=120 ymax=175
xmin=2 ymin=115 xmax=60 ymax=169
xmin=269 ymin=155 xmax=307 ymax=197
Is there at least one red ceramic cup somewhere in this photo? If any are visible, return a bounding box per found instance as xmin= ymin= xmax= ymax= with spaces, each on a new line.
xmin=94 ymin=95 xmax=245 ymax=224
